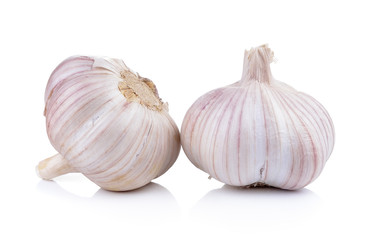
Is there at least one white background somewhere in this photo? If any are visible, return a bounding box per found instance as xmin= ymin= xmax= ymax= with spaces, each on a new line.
xmin=0 ymin=0 xmax=371 ymax=239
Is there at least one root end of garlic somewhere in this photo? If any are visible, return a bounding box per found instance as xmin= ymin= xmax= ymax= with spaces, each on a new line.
xmin=118 ymin=70 xmax=165 ymax=111
xmin=244 ymin=182 xmax=272 ymax=189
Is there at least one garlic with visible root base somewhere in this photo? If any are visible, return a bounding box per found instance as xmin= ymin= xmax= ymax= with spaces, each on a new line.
xmin=37 ymin=56 xmax=180 ymax=191
xmin=181 ymin=44 xmax=334 ymax=190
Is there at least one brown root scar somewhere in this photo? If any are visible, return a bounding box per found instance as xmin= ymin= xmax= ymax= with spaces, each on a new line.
xmin=118 ymin=70 xmax=164 ymax=111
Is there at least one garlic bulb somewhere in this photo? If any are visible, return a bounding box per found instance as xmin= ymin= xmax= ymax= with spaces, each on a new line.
xmin=181 ymin=45 xmax=334 ymax=190
xmin=37 ymin=56 xmax=180 ymax=191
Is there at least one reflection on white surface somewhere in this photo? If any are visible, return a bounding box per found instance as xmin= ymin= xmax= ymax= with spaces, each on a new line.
xmin=34 ymin=176 xmax=323 ymax=239
xmin=191 ymin=185 xmax=321 ymax=224
xmin=36 ymin=179 xmax=180 ymax=221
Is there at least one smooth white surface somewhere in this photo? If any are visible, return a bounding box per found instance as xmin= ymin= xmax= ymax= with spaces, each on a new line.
xmin=0 ymin=0 xmax=371 ymax=239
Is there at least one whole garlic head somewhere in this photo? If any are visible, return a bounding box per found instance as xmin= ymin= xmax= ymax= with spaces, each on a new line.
xmin=37 ymin=56 xmax=180 ymax=191
xmin=181 ymin=45 xmax=334 ymax=190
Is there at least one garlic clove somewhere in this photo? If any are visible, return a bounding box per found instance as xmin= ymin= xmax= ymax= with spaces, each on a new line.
xmin=38 ymin=56 xmax=180 ymax=191
xmin=181 ymin=44 xmax=334 ymax=190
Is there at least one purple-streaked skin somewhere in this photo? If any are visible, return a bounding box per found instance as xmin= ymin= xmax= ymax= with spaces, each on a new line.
xmin=181 ymin=45 xmax=334 ymax=190
xmin=38 ymin=56 xmax=180 ymax=191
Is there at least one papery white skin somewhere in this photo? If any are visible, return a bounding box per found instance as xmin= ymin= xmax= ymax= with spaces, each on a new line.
xmin=37 ymin=56 xmax=180 ymax=191
xmin=181 ymin=45 xmax=334 ymax=190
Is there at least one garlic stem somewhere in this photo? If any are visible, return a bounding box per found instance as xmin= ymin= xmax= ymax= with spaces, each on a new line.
xmin=36 ymin=154 xmax=76 ymax=180
xmin=241 ymin=44 xmax=274 ymax=84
